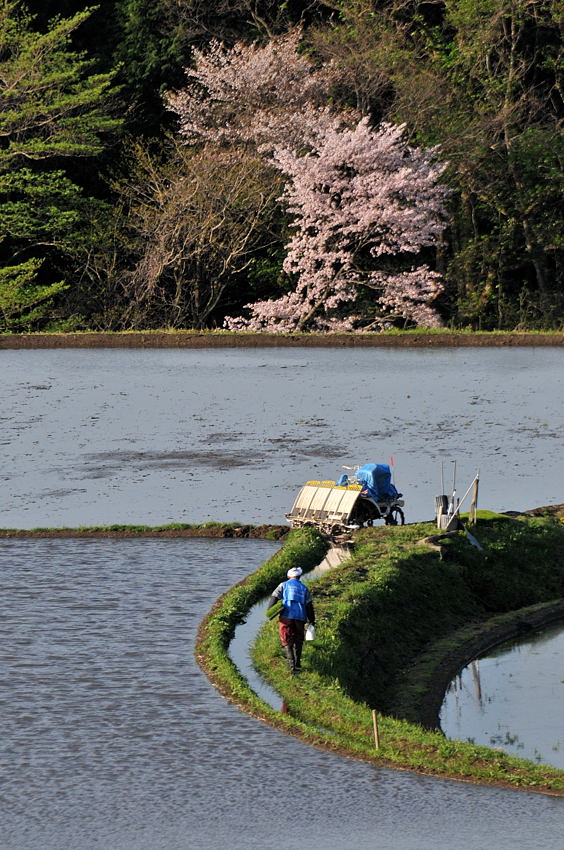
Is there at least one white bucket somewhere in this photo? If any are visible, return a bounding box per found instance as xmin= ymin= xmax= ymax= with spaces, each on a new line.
xmin=305 ymin=624 xmax=316 ymax=641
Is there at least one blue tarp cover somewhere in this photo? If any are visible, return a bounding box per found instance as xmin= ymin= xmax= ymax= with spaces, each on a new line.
xmin=355 ymin=463 xmax=399 ymax=501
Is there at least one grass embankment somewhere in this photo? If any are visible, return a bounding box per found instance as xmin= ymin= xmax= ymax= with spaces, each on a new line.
xmin=250 ymin=514 xmax=564 ymax=794
xmin=0 ymin=522 xmax=289 ymax=539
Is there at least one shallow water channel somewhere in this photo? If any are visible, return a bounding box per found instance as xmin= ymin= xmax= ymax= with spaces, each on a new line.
xmin=441 ymin=622 xmax=564 ymax=769
xmin=2 ymin=537 xmax=563 ymax=850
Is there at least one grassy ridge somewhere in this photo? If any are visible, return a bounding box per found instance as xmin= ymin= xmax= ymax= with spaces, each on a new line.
xmin=302 ymin=515 xmax=564 ymax=713
xmin=251 ymin=514 xmax=564 ymax=793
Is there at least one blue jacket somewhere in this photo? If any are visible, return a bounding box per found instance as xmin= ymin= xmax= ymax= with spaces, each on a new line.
xmin=281 ymin=578 xmax=310 ymax=621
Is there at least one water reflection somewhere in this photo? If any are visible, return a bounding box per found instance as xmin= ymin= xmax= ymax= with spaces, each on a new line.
xmin=441 ymin=622 xmax=564 ymax=768
xmin=3 ymin=538 xmax=564 ymax=850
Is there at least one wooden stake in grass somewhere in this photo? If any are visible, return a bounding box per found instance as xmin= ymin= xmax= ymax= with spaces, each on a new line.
xmin=372 ymin=709 xmax=380 ymax=749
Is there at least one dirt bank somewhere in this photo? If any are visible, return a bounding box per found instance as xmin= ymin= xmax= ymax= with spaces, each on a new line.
xmin=508 ymin=503 xmax=564 ymax=518
xmin=0 ymin=524 xmax=290 ymax=540
xmin=1 ymin=331 xmax=563 ymax=349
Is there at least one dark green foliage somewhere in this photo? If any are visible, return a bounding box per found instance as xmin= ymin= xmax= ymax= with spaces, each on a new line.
xmin=0 ymin=2 xmax=121 ymax=330
xmin=0 ymin=259 xmax=67 ymax=331
xmin=0 ymin=6 xmax=120 ymax=166
xmin=111 ymin=0 xmax=191 ymax=133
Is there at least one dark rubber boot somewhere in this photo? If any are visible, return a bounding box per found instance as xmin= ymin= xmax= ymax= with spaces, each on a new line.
xmin=283 ymin=645 xmax=296 ymax=671
xmin=294 ymin=643 xmax=303 ymax=670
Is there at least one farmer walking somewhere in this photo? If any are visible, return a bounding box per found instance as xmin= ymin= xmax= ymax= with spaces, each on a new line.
xmin=267 ymin=567 xmax=315 ymax=672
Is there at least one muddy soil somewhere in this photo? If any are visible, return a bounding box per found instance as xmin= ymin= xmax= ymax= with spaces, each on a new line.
xmin=0 ymin=524 xmax=290 ymax=539
xmin=510 ymin=503 xmax=564 ymax=518
xmin=1 ymin=331 xmax=563 ymax=349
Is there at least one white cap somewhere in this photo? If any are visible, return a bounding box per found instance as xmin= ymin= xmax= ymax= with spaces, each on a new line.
xmin=287 ymin=567 xmax=303 ymax=578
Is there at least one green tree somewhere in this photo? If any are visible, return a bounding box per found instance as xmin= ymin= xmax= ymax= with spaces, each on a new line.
xmin=0 ymin=1 xmax=120 ymax=330
xmin=310 ymin=0 xmax=563 ymax=329
xmin=438 ymin=0 xmax=564 ymax=328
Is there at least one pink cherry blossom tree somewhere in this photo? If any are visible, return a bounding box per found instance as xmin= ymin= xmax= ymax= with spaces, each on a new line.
xmin=167 ymin=32 xmax=449 ymax=332
xmin=166 ymin=29 xmax=344 ymax=152
xmin=226 ymin=119 xmax=448 ymax=331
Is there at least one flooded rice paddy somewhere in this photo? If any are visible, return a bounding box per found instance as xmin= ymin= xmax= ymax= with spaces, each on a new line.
xmin=2 ymin=537 xmax=564 ymax=850
xmin=1 ymin=347 xmax=563 ymax=848
xmin=441 ymin=622 xmax=564 ymax=769
xmin=1 ymin=347 xmax=563 ymax=528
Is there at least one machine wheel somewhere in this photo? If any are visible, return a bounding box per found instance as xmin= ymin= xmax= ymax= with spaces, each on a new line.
xmin=385 ymin=506 xmax=405 ymax=526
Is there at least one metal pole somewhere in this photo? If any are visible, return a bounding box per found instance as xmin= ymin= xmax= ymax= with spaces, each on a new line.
xmin=450 ymin=472 xmax=480 ymax=520
xmin=469 ymin=473 xmax=480 ymax=525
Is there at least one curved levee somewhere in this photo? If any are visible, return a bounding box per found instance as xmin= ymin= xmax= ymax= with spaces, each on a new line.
xmin=196 ymin=517 xmax=564 ymax=795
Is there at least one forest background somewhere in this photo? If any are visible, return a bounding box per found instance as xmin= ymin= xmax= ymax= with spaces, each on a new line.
xmin=1 ymin=0 xmax=562 ymax=333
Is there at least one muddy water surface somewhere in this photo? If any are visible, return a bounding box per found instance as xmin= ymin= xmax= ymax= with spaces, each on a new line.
xmin=1 ymin=347 xmax=562 ymax=528
xmin=2 ymin=537 xmax=563 ymax=850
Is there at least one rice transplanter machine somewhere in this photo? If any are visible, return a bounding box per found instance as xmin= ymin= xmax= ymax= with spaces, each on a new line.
xmin=286 ymin=462 xmax=405 ymax=537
